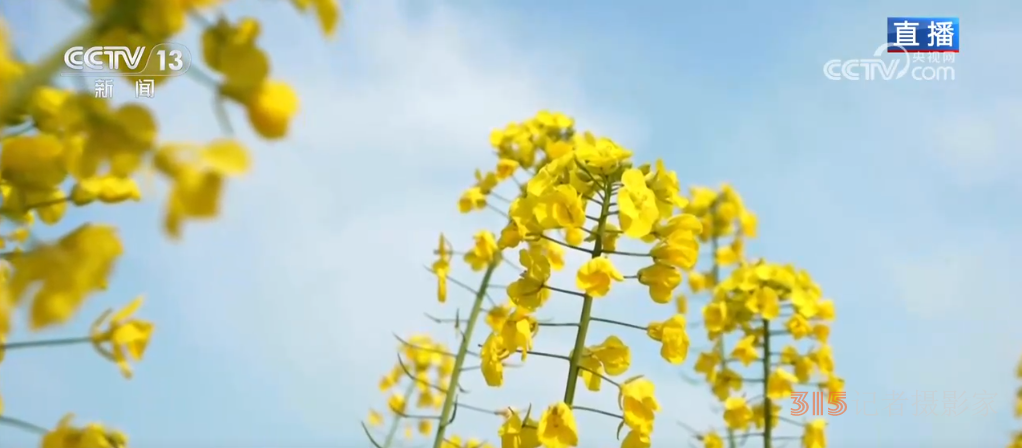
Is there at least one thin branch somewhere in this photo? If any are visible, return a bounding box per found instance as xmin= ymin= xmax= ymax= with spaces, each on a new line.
xmin=394 ymin=334 xmax=478 ymax=358
xmin=590 ymin=317 xmax=647 ymax=332
xmin=456 ymin=402 xmax=505 ymax=416
xmin=777 ymin=415 xmax=805 ymax=426
xmin=485 ymin=203 xmax=509 ymax=218
xmin=395 ymin=352 xmax=465 ymax=394
xmin=737 ymin=433 xmax=801 ymax=441
xmin=489 ymin=192 xmax=513 ymax=204
xmin=476 ymin=345 xmax=571 ymax=363
xmin=536 ymin=234 xmax=594 ymax=255
xmin=571 ymin=406 xmax=622 ymax=420
xmin=512 ymin=349 xmax=570 ymax=362
xmin=577 ymin=365 xmax=621 ymax=388
xmin=0 ymin=416 xmax=47 ymax=435
xmin=542 ymin=284 xmax=586 ymax=298
xmin=421 ymin=267 xmax=498 ymax=306
xmin=360 ymin=422 xmax=386 ymax=448
xmin=605 ymin=249 xmax=652 ymax=257
xmin=0 ymin=196 xmax=74 ymax=215
xmin=392 ymin=411 xmax=443 ymax=420
xmin=1 ymin=336 xmax=92 ymax=351
xmin=463 ymin=362 xmax=527 ymax=372
xmin=537 ymin=322 xmax=579 ymax=328
xmin=424 ymin=313 xmax=457 ymax=325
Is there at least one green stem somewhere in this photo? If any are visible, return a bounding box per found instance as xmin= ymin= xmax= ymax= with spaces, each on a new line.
xmin=1 ymin=336 xmax=91 ymax=351
xmin=0 ymin=416 xmax=48 ymax=435
xmin=381 ymin=381 xmax=418 ymax=448
xmin=761 ymin=319 xmax=773 ymax=448
xmin=430 ymin=259 xmax=500 ymax=448
xmin=0 ymin=2 xmax=138 ymax=119
xmin=709 ymin=230 xmax=737 ymax=448
xmin=562 ymin=181 xmax=613 ymax=405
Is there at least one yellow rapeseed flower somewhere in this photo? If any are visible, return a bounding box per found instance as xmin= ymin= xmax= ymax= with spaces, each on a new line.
xmin=702 ymin=432 xmax=724 ymax=448
xmin=619 ymin=378 xmax=660 ymax=435
xmin=464 ymin=231 xmax=499 ymax=271
xmin=290 ymin=0 xmax=343 ymax=36
xmin=802 ymin=419 xmax=827 ymax=448
xmin=731 ymin=335 xmax=759 ymax=367
xmin=767 ymin=368 xmax=798 ymax=400
xmin=702 ymin=301 xmax=729 ymax=335
xmin=387 ymin=393 xmax=406 ymax=415
xmin=576 ymin=348 xmax=605 ymax=391
xmin=590 ymin=335 xmax=631 ymax=376
xmin=417 ymin=419 xmax=432 ymax=436
xmin=637 ymin=262 xmax=682 ymax=304
xmin=9 ymin=225 xmax=122 ymax=330
xmin=617 ymin=168 xmax=659 ymax=239
xmin=537 ymin=184 xmax=585 ymax=230
xmin=646 ymin=314 xmax=690 ymax=364
xmin=693 ymin=351 xmax=719 ymax=381
xmin=367 ymin=409 xmax=383 ymax=427
xmin=723 ymin=396 xmax=752 ymax=430
xmin=621 ymin=429 xmax=651 ymax=448
xmin=498 ymin=410 xmax=541 ymax=448
xmin=480 ymin=332 xmax=508 ymax=387
xmin=89 ymin=297 xmax=154 ymax=379
xmin=459 ymin=186 xmax=487 ymax=213
xmin=537 ymin=402 xmax=579 ymax=448
xmin=500 ymin=309 xmax=537 ymax=361
xmin=786 ymin=314 xmax=812 ymax=340
xmin=244 ymin=80 xmax=299 ymax=140
xmin=40 ymin=413 xmax=127 ymax=448
xmin=575 ymin=257 xmax=624 ymax=297
xmin=432 ymin=234 xmax=451 ymax=302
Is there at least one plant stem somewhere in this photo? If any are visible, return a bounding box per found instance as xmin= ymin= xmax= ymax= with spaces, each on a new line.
xmin=382 ymin=381 xmax=418 ymax=448
xmin=1 ymin=336 xmax=91 ymax=351
xmin=0 ymin=416 xmax=47 ymax=435
xmin=762 ymin=318 xmax=773 ymax=448
xmin=710 ymin=230 xmax=737 ymax=448
xmin=431 ymin=259 xmax=500 ymax=448
xmin=562 ymin=181 xmax=613 ymax=405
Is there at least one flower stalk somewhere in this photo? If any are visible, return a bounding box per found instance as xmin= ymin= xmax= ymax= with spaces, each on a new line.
xmin=710 ymin=229 xmax=738 ymax=448
xmin=1 ymin=336 xmax=92 ymax=351
xmin=430 ymin=258 xmax=501 ymax=448
xmin=380 ymin=381 xmax=418 ymax=448
xmin=761 ymin=318 xmax=773 ymax=448
xmin=562 ymin=180 xmax=613 ymax=406
xmin=0 ymin=416 xmax=47 ymax=435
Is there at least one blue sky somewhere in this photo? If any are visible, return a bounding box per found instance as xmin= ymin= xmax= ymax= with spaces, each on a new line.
xmin=1 ymin=1 xmax=1020 ymax=447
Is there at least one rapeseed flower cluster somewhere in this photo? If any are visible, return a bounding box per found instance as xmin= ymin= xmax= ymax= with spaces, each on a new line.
xmin=402 ymin=110 xmax=709 ymax=448
xmin=0 ymin=1 xmax=338 ymax=446
xmin=409 ymin=140 xmax=845 ymax=447
xmin=365 ymin=335 xmax=457 ymax=445
xmin=679 ymin=187 xmax=838 ymax=448
xmin=364 ymin=333 xmax=502 ymax=448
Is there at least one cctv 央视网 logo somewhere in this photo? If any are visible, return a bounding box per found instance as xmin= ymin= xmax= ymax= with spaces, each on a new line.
xmin=823 ymin=43 xmax=912 ymax=81
xmin=64 ymin=46 xmax=146 ymax=72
